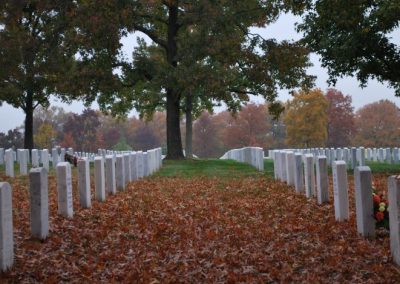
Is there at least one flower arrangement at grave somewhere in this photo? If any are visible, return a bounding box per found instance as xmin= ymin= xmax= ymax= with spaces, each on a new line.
xmin=372 ymin=185 xmax=389 ymax=230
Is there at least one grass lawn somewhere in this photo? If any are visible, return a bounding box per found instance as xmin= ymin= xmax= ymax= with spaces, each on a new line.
xmin=154 ymin=158 xmax=265 ymax=178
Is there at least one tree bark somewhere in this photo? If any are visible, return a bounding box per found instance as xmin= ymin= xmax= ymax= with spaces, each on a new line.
xmin=164 ymin=4 xmax=184 ymax=160
xmin=185 ymin=94 xmax=193 ymax=159
xmin=165 ymin=89 xmax=184 ymax=159
xmin=24 ymin=91 xmax=34 ymax=150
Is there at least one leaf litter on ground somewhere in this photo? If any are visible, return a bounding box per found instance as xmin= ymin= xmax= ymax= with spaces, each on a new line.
xmin=0 ymin=171 xmax=400 ymax=283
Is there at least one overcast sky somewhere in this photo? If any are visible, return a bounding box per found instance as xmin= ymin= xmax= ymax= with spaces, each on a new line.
xmin=1 ymin=13 xmax=399 ymax=133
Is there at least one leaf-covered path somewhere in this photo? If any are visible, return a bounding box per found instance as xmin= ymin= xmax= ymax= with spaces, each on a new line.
xmin=1 ymin=172 xmax=400 ymax=282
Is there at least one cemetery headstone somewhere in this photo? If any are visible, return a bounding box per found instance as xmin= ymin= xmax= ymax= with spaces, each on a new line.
xmin=304 ymin=154 xmax=316 ymax=198
xmin=0 ymin=182 xmax=13 ymax=272
xmin=52 ymin=148 xmax=59 ymax=168
xmin=294 ymin=153 xmax=304 ymax=193
xmin=94 ymin=157 xmax=106 ymax=202
xmin=5 ymin=149 xmax=14 ymax=177
xmin=29 ymin=168 xmax=49 ymax=240
xmin=130 ymin=152 xmax=138 ymax=181
xmin=105 ymin=155 xmax=116 ymax=195
xmin=386 ymin=148 xmax=392 ymax=164
xmin=351 ymin=147 xmax=357 ymax=169
xmin=19 ymin=149 xmax=28 ymax=175
xmin=41 ymin=149 xmax=49 ymax=171
xmin=316 ymin=156 xmax=329 ymax=204
xmin=388 ymin=176 xmax=400 ymax=265
xmin=354 ymin=166 xmax=375 ymax=238
xmin=31 ymin=149 xmax=39 ymax=167
xmin=56 ymin=162 xmax=73 ymax=218
xmin=0 ymin=148 xmax=4 ymax=165
xmin=332 ymin=161 xmax=349 ymax=221
xmin=116 ymin=155 xmax=125 ymax=191
xmin=77 ymin=158 xmax=91 ymax=208
xmin=124 ymin=154 xmax=131 ymax=183
xmin=286 ymin=152 xmax=295 ymax=186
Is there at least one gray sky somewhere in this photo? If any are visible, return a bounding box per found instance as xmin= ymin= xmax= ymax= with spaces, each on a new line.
xmin=1 ymin=13 xmax=399 ymax=133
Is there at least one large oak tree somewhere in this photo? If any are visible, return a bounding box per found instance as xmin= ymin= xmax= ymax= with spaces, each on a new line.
xmin=89 ymin=1 xmax=314 ymax=159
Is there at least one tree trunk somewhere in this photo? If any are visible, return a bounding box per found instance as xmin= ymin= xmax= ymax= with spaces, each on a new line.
xmin=185 ymin=94 xmax=193 ymax=159
xmin=165 ymin=89 xmax=184 ymax=159
xmin=24 ymin=91 xmax=34 ymax=150
xmin=164 ymin=4 xmax=184 ymax=160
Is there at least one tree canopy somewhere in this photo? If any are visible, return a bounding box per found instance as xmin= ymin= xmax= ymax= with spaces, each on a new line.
xmin=0 ymin=1 xmax=81 ymax=149
xmin=82 ymin=0 xmax=315 ymax=159
xmin=299 ymin=0 xmax=400 ymax=95
xmin=284 ymin=89 xmax=328 ymax=148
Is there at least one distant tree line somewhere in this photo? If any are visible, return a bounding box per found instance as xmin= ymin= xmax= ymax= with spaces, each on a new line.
xmin=1 ymin=88 xmax=399 ymax=156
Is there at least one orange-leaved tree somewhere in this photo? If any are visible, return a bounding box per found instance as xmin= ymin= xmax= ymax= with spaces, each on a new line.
xmin=353 ymin=100 xmax=400 ymax=147
xmin=222 ymin=104 xmax=271 ymax=149
xmin=326 ymin=89 xmax=355 ymax=147
xmin=284 ymin=89 xmax=328 ymax=148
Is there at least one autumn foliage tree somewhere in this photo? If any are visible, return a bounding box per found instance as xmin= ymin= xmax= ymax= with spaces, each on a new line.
xmin=0 ymin=1 xmax=81 ymax=150
xmin=34 ymin=123 xmax=56 ymax=150
xmin=222 ymin=104 xmax=271 ymax=149
xmin=284 ymin=89 xmax=328 ymax=148
xmin=192 ymin=112 xmax=220 ymax=158
xmin=63 ymin=109 xmax=101 ymax=152
xmin=325 ymin=89 xmax=355 ymax=147
xmin=353 ymin=100 xmax=400 ymax=147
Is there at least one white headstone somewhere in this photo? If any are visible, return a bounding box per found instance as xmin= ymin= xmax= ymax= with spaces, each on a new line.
xmin=116 ymin=155 xmax=125 ymax=191
xmin=143 ymin=152 xmax=149 ymax=177
xmin=359 ymin=147 xmax=365 ymax=166
xmin=351 ymin=147 xmax=357 ymax=169
xmin=304 ymin=154 xmax=315 ymax=198
xmin=280 ymin=151 xmax=287 ymax=182
xmin=394 ymin=148 xmax=399 ymax=164
xmin=332 ymin=161 xmax=349 ymax=221
xmin=105 ymin=155 xmax=116 ymax=195
xmin=60 ymin=148 xmax=66 ymax=162
xmin=273 ymin=151 xmax=280 ymax=180
xmin=56 ymin=162 xmax=73 ymax=218
xmin=94 ymin=157 xmax=106 ymax=202
xmin=5 ymin=149 xmax=14 ymax=177
xmin=316 ymin=156 xmax=329 ymax=204
xmin=0 ymin=182 xmax=13 ymax=272
xmin=294 ymin=153 xmax=304 ymax=193
xmin=130 ymin=153 xmax=138 ymax=181
xmin=18 ymin=149 xmax=28 ymax=175
xmin=77 ymin=158 xmax=91 ymax=208
xmin=286 ymin=152 xmax=295 ymax=186
xmin=137 ymin=151 xmax=144 ymax=178
xmin=124 ymin=154 xmax=131 ymax=183
xmin=388 ymin=176 xmax=400 ymax=265
xmin=354 ymin=166 xmax=375 ymax=238
xmin=0 ymin=182 xmax=14 ymax=272
xmin=386 ymin=148 xmax=392 ymax=164
xmin=31 ymin=149 xmax=39 ymax=167
xmin=29 ymin=168 xmax=49 ymax=240
xmin=378 ymin=148 xmax=384 ymax=162
xmin=41 ymin=149 xmax=49 ymax=171
xmin=52 ymin=148 xmax=59 ymax=168
xmin=0 ymin=148 xmax=4 ymax=165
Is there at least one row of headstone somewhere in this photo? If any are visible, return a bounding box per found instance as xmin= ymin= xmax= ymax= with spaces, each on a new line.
xmin=272 ymin=149 xmax=400 ymax=266
xmin=0 ymin=147 xmax=163 ymax=272
xmin=2 ymin=146 xmax=164 ymax=178
xmin=268 ymin=146 xmax=400 ymax=169
xmin=220 ymin=147 xmax=264 ymax=171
